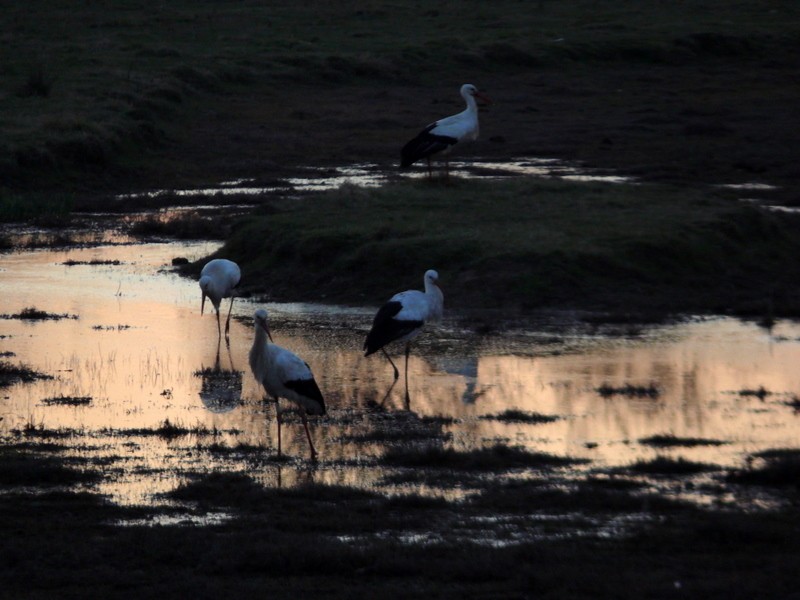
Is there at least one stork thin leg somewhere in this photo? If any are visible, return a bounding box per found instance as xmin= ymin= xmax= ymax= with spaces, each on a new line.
xmin=404 ymin=343 xmax=411 ymax=409
xmin=275 ymin=400 xmax=282 ymax=458
xmin=378 ymin=377 xmax=397 ymax=408
xmin=225 ymin=297 xmax=235 ymax=337
xmin=215 ymin=309 xmax=222 ymax=340
xmin=381 ymin=348 xmax=400 ymax=380
xmin=301 ymin=412 xmax=318 ymax=460
xmin=426 ymin=158 xmax=432 ymax=179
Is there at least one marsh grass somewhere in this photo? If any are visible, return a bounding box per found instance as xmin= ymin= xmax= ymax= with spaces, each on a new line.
xmin=728 ymin=449 xmax=800 ymax=489
xmin=382 ymin=444 xmax=586 ymax=471
xmin=62 ymin=259 xmax=121 ymax=266
xmin=639 ymin=434 xmax=727 ymax=448
xmin=1 ymin=444 xmax=799 ymax=598
xmin=41 ymin=395 xmax=92 ymax=407
xmin=597 ymin=383 xmax=660 ymax=399
xmin=0 ymin=307 xmax=78 ymax=321
xmin=737 ymin=386 xmax=772 ymax=400
xmin=101 ymin=418 xmax=238 ymax=440
xmin=0 ymin=192 xmax=72 ymax=223
xmin=480 ymin=409 xmax=561 ymax=424
xmin=0 ymin=361 xmax=52 ymax=387
xmin=129 ymin=213 xmax=230 ymax=240
xmin=91 ymin=324 xmax=131 ymax=331
xmin=0 ymin=446 xmax=99 ymax=487
xmin=626 ymin=456 xmax=721 ymax=476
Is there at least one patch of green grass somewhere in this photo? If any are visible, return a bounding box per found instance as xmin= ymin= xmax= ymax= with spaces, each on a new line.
xmin=216 ymin=178 xmax=800 ymax=314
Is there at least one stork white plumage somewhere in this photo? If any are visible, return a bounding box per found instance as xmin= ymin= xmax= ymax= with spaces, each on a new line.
xmin=401 ymin=84 xmax=491 ymax=178
xmin=199 ymin=258 xmax=241 ymax=340
xmin=249 ymin=309 xmax=326 ymax=459
xmin=364 ymin=270 xmax=444 ymax=403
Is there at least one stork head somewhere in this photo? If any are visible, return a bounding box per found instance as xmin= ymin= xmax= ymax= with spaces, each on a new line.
xmin=424 ymin=269 xmax=439 ymax=285
xmin=253 ymin=308 xmax=274 ymax=342
xmin=461 ymin=83 xmax=492 ymax=105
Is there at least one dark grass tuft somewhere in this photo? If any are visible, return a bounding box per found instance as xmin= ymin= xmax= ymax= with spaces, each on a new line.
xmin=16 ymin=66 xmax=53 ymax=98
xmin=0 ymin=307 xmax=78 ymax=321
xmin=0 ymin=361 xmax=52 ymax=387
xmin=129 ymin=213 xmax=230 ymax=240
xmin=639 ymin=434 xmax=727 ymax=448
xmin=41 ymin=395 xmax=92 ymax=406
xmin=728 ymin=449 xmax=800 ymax=489
xmin=0 ymin=447 xmax=100 ymax=487
xmin=382 ymin=444 xmax=587 ymax=471
xmin=625 ymin=456 xmax=721 ymax=475
xmin=737 ymin=386 xmax=772 ymax=400
xmin=597 ymin=383 xmax=660 ymax=399
xmin=62 ymin=259 xmax=122 ymax=266
xmin=480 ymin=409 xmax=561 ymax=424
xmin=469 ymin=478 xmax=692 ymax=514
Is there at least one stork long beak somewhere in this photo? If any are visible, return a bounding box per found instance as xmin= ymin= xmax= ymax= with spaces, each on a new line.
xmin=259 ymin=320 xmax=274 ymax=342
xmin=201 ymin=293 xmax=207 ymax=316
xmin=474 ymin=90 xmax=492 ymax=105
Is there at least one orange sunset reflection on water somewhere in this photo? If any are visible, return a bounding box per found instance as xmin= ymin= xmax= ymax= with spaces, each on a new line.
xmin=2 ymin=242 xmax=800 ymax=505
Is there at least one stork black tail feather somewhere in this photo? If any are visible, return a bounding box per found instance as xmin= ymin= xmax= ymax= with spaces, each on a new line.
xmin=401 ymin=128 xmax=456 ymax=168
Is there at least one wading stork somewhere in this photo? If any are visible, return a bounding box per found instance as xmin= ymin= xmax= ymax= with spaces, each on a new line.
xmin=249 ymin=309 xmax=326 ymax=459
xmin=364 ymin=270 xmax=444 ymax=404
xmin=400 ymin=84 xmax=491 ymax=178
xmin=199 ymin=258 xmax=241 ymax=340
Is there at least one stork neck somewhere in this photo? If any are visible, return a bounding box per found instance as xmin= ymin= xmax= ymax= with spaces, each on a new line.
xmin=462 ymin=91 xmax=478 ymax=114
xmin=424 ymin=281 xmax=444 ymax=321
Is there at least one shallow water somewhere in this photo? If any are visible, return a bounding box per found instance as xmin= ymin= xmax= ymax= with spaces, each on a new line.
xmin=115 ymin=156 xmax=633 ymax=199
xmin=1 ymin=241 xmax=799 ymax=509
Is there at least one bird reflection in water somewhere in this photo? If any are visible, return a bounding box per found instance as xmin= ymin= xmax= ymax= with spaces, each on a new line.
xmin=196 ymin=344 xmax=243 ymax=414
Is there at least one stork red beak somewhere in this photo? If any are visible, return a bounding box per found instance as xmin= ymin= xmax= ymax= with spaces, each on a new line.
xmin=259 ymin=320 xmax=274 ymax=342
xmin=474 ymin=90 xmax=492 ymax=105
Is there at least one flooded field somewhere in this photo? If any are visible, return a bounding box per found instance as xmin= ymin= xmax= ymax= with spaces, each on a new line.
xmin=2 ymin=236 xmax=799 ymax=512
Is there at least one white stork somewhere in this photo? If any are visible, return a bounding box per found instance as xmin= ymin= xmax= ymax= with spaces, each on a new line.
xmin=400 ymin=83 xmax=491 ymax=178
xmin=199 ymin=258 xmax=241 ymax=340
xmin=249 ymin=309 xmax=326 ymax=459
xmin=363 ymin=270 xmax=444 ymax=403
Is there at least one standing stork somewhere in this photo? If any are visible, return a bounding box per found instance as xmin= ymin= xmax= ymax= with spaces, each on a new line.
xmin=249 ymin=309 xmax=326 ymax=459
xmin=199 ymin=258 xmax=241 ymax=340
xmin=400 ymin=84 xmax=492 ymax=178
xmin=364 ymin=270 xmax=444 ymax=404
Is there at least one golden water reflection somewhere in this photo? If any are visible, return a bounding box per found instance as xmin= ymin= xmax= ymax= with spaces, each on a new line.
xmin=1 ymin=243 xmax=799 ymax=505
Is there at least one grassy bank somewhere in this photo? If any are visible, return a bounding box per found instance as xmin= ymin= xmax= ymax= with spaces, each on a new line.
xmin=206 ymin=178 xmax=800 ymax=316
xmin=2 ymin=1 xmax=800 ymax=200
